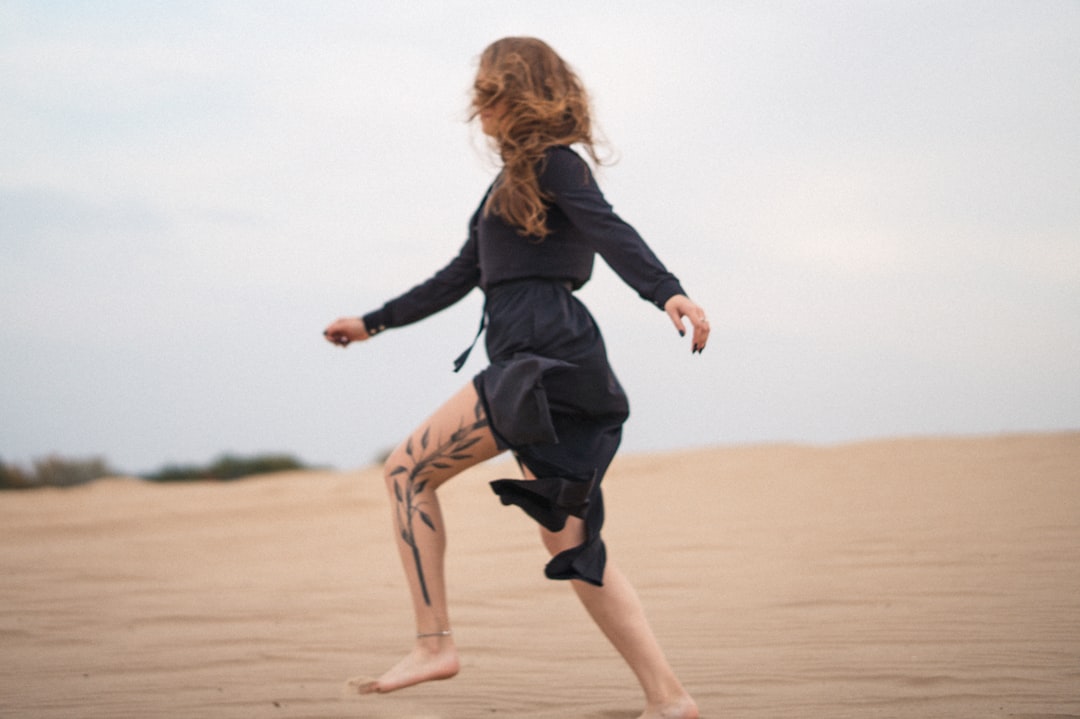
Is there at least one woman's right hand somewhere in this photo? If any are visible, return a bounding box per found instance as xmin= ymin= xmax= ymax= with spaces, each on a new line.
xmin=323 ymin=317 xmax=370 ymax=347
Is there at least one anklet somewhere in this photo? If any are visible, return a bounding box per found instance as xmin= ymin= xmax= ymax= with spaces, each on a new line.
xmin=416 ymin=630 xmax=452 ymax=639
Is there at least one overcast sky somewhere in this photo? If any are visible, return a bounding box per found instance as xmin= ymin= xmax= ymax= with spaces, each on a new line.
xmin=2 ymin=1 xmax=1078 ymax=474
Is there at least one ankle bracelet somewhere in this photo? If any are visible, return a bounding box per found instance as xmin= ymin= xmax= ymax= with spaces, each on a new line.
xmin=416 ymin=630 xmax=452 ymax=639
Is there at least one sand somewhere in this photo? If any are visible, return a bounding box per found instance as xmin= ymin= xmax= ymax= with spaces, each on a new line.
xmin=2 ymin=432 xmax=1078 ymax=718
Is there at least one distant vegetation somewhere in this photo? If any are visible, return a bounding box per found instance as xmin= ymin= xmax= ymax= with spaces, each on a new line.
xmin=0 ymin=455 xmax=115 ymax=490
xmin=1 ymin=453 xmax=312 ymax=490
xmin=144 ymin=453 xmax=308 ymax=482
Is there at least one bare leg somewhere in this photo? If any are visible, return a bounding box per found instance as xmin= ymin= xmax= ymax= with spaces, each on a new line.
xmin=541 ymin=515 xmax=699 ymax=719
xmin=348 ymin=382 xmax=500 ymax=694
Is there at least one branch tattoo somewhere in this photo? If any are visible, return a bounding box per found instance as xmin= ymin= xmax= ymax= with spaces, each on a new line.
xmin=389 ymin=398 xmax=488 ymax=606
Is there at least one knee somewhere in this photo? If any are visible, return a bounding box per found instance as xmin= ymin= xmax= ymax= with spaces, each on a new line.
xmin=381 ymin=445 xmax=409 ymax=486
xmin=540 ymin=518 xmax=586 ymax=557
xmin=382 ymin=443 xmax=450 ymax=494
xmin=540 ymin=529 xmax=562 ymax=557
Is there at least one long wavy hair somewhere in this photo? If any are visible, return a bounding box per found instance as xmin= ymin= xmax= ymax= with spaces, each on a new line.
xmin=470 ymin=37 xmax=601 ymax=238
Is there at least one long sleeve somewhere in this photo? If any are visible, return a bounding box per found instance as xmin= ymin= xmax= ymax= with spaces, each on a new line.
xmin=540 ymin=147 xmax=685 ymax=309
xmin=362 ymin=233 xmax=480 ymax=333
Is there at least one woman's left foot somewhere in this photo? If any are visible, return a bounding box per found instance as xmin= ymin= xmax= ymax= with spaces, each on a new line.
xmin=345 ymin=640 xmax=459 ymax=694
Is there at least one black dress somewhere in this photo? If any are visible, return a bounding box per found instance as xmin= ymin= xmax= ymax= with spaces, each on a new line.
xmin=363 ymin=146 xmax=685 ymax=586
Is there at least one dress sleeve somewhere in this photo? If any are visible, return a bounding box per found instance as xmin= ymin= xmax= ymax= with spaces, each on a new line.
xmin=540 ymin=147 xmax=686 ymax=309
xmin=362 ymin=233 xmax=480 ymax=334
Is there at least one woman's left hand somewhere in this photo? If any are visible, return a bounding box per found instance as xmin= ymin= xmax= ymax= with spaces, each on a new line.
xmin=663 ymin=294 xmax=710 ymax=354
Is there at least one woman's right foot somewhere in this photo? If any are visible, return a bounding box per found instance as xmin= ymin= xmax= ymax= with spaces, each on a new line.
xmin=345 ymin=639 xmax=460 ymax=694
xmin=638 ymin=694 xmax=699 ymax=719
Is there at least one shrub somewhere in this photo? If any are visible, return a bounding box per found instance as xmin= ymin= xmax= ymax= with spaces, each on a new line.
xmin=0 ymin=460 xmax=33 ymax=490
xmin=0 ymin=455 xmax=114 ymax=489
xmin=144 ymin=453 xmax=307 ymax=482
xmin=145 ymin=463 xmax=210 ymax=482
xmin=207 ymin=453 xmax=306 ymax=480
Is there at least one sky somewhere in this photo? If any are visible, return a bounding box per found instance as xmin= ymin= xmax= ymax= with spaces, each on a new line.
xmin=2 ymin=1 xmax=1078 ymax=475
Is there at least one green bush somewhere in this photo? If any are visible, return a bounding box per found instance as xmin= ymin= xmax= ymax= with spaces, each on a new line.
xmin=0 ymin=455 xmax=114 ymax=490
xmin=0 ymin=460 xmax=33 ymax=490
xmin=144 ymin=463 xmax=209 ymax=482
xmin=1 ymin=452 xmax=313 ymax=488
xmin=144 ymin=453 xmax=307 ymax=482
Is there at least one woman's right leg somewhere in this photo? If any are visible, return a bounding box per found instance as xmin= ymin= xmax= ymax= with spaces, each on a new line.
xmin=348 ymin=381 xmax=501 ymax=694
xmin=541 ymin=516 xmax=699 ymax=719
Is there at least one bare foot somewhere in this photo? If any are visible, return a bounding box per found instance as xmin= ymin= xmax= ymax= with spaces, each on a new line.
xmin=345 ymin=640 xmax=460 ymax=695
xmin=638 ymin=694 xmax=699 ymax=719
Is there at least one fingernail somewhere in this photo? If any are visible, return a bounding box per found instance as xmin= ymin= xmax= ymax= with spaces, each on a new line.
xmin=679 ymin=330 xmax=686 ymax=337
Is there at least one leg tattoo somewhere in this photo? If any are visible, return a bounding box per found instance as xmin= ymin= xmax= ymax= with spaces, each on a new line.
xmin=389 ymin=399 xmax=488 ymax=606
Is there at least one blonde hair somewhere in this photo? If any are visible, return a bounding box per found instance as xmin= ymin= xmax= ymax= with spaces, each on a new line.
xmin=471 ymin=37 xmax=601 ymax=238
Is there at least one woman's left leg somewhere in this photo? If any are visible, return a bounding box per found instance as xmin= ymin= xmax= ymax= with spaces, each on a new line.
xmin=349 ymin=381 xmax=501 ymax=694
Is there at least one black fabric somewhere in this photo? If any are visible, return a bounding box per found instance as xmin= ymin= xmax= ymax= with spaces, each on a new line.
xmin=477 ymin=279 xmax=625 ymax=586
xmin=473 ymin=352 xmax=573 ymax=446
xmin=362 ymin=146 xmax=685 ymax=333
xmin=361 ymin=146 xmax=686 ymax=586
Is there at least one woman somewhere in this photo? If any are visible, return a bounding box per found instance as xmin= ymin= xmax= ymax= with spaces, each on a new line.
xmin=324 ymin=37 xmax=706 ymax=719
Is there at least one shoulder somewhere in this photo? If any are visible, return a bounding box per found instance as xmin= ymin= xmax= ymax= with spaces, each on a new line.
xmin=539 ymin=145 xmax=594 ymax=191
xmin=543 ymin=145 xmax=588 ymax=172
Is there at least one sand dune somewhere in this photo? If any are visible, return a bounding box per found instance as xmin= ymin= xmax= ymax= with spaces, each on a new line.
xmin=2 ymin=433 xmax=1078 ymax=718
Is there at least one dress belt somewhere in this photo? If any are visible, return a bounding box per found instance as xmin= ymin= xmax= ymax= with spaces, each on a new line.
xmin=452 ymin=278 xmax=574 ymax=373
xmin=453 ymin=309 xmax=486 ymax=373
